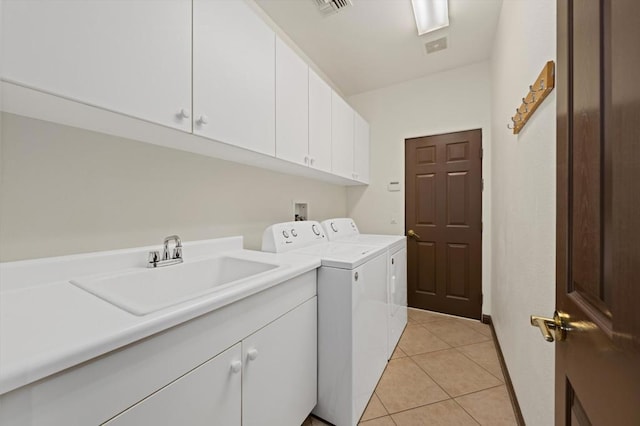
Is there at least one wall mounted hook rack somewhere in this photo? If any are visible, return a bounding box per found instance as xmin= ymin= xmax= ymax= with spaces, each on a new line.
xmin=509 ymin=60 xmax=555 ymax=134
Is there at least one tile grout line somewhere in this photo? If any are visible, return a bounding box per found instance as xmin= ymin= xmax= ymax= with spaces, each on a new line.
xmin=453 ymin=346 xmax=506 ymax=383
xmin=453 ymin=382 xmax=508 ymax=399
xmin=410 ymin=345 xmax=504 ymax=396
xmin=450 ymin=397 xmax=483 ymax=426
xmin=415 ymin=320 xmax=492 ymax=348
xmin=405 ymin=353 xmax=457 ymax=400
xmin=385 ymin=311 xmax=510 ymax=424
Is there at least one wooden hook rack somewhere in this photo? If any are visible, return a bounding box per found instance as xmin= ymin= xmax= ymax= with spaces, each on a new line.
xmin=509 ymin=60 xmax=555 ymax=134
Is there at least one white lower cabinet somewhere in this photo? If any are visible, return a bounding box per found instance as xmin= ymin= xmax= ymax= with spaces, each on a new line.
xmin=0 ymin=273 xmax=317 ymax=426
xmin=106 ymin=297 xmax=317 ymax=426
xmin=105 ymin=344 xmax=242 ymax=426
xmin=243 ymin=297 xmax=317 ymax=426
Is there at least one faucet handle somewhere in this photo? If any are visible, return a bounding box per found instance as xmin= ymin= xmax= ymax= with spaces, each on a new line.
xmin=148 ymin=250 xmax=160 ymax=267
xmin=173 ymin=246 xmax=183 ymax=259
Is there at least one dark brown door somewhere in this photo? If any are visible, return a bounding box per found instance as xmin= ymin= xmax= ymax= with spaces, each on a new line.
xmin=405 ymin=129 xmax=482 ymax=319
xmin=555 ymin=0 xmax=640 ymax=424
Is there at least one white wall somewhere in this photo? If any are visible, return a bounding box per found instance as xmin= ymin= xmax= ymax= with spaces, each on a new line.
xmin=490 ymin=2 xmax=556 ymax=425
xmin=0 ymin=113 xmax=347 ymax=261
xmin=347 ymin=61 xmax=493 ymax=315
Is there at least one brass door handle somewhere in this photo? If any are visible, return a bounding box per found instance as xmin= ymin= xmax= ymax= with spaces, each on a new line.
xmin=407 ymin=229 xmax=421 ymax=240
xmin=530 ymin=311 xmax=569 ymax=342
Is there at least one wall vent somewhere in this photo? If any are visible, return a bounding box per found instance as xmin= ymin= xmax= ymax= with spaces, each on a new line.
xmin=314 ymin=0 xmax=353 ymax=16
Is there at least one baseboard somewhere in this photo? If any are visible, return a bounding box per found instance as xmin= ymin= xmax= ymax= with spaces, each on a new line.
xmin=482 ymin=315 xmax=526 ymax=426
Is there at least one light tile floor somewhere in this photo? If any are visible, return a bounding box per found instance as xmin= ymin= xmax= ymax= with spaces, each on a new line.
xmin=303 ymin=308 xmax=518 ymax=426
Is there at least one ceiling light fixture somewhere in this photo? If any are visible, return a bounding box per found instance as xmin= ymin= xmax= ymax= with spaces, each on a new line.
xmin=411 ymin=0 xmax=449 ymax=35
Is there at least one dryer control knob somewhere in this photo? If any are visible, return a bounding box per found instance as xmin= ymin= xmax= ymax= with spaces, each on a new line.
xmin=291 ymin=229 xmax=298 ymax=237
xmin=282 ymin=230 xmax=289 ymax=238
xmin=331 ymin=222 xmax=338 ymax=232
xmin=312 ymin=224 xmax=321 ymax=236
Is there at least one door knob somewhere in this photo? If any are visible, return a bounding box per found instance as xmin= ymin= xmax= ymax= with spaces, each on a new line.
xmin=407 ymin=229 xmax=421 ymax=240
xmin=530 ymin=311 xmax=569 ymax=342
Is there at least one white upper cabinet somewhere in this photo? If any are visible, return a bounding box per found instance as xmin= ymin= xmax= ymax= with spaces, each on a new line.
xmin=354 ymin=112 xmax=370 ymax=184
xmin=193 ymin=0 xmax=275 ymax=156
xmin=275 ymin=37 xmax=309 ymax=166
xmin=308 ymin=70 xmax=332 ymax=173
xmin=331 ymin=92 xmax=355 ymax=179
xmin=2 ymin=0 xmax=192 ymax=132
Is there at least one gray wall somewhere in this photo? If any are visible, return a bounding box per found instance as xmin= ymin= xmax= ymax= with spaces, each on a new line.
xmin=0 ymin=113 xmax=347 ymax=261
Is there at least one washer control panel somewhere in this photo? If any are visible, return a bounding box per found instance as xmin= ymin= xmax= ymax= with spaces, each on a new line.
xmin=321 ymin=218 xmax=360 ymax=241
xmin=262 ymin=221 xmax=326 ymax=253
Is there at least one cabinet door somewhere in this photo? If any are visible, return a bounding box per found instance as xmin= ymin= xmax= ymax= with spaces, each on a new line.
xmin=193 ymin=0 xmax=275 ymax=155
xmin=275 ymin=37 xmax=309 ymax=166
xmin=331 ymin=92 xmax=355 ymax=179
xmin=104 ymin=343 xmax=242 ymax=426
xmin=2 ymin=0 xmax=192 ymax=132
xmin=243 ymin=298 xmax=317 ymax=426
xmin=308 ymin=70 xmax=332 ymax=173
xmin=354 ymin=112 xmax=371 ymax=184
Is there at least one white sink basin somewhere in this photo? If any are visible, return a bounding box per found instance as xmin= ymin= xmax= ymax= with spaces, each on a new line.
xmin=70 ymin=257 xmax=279 ymax=315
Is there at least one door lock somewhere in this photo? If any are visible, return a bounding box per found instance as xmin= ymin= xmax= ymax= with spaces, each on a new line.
xmin=530 ymin=311 xmax=570 ymax=342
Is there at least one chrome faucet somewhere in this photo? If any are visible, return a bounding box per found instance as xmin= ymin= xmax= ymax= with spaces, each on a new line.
xmin=148 ymin=235 xmax=184 ymax=268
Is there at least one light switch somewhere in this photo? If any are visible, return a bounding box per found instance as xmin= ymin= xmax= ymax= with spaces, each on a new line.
xmin=387 ymin=181 xmax=401 ymax=192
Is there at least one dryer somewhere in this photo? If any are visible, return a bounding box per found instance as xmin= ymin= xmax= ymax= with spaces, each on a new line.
xmin=262 ymin=221 xmax=388 ymax=426
xmin=321 ymin=218 xmax=407 ymax=359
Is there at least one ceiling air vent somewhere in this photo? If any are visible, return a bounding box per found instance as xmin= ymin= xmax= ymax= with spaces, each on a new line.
xmin=425 ymin=37 xmax=448 ymax=54
xmin=314 ymin=0 xmax=353 ymax=16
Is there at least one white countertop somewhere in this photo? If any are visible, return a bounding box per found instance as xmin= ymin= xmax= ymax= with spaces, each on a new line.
xmin=0 ymin=237 xmax=320 ymax=395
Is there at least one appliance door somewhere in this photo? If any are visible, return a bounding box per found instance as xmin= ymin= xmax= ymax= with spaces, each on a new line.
xmin=388 ymin=247 xmax=408 ymax=357
xmin=352 ymin=253 xmax=388 ymax=424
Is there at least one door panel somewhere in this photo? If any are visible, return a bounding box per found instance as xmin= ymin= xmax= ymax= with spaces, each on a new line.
xmin=405 ymin=129 xmax=482 ymax=319
xmin=193 ymin=0 xmax=275 ymax=155
xmin=331 ymin=93 xmax=355 ymax=179
xmin=275 ymin=37 xmax=309 ymax=166
xmin=2 ymin=0 xmax=192 ymax=131
xmin=416 ymin=242 xmax=436 ymax=294
xmin=308 ymin=69 xmax=332 ymax=173
xmin=555 ymin=1 xmax=640 ymax=424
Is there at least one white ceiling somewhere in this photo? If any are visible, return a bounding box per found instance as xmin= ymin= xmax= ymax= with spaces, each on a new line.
xmin=255 ymin=0 xmax=504 ymax=96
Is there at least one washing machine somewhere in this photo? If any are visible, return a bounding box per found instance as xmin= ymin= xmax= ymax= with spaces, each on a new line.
xmin=262 ymin=221 xmax=388 ymax=426
xmin=321 ymin=218 xmax=407 ymax=359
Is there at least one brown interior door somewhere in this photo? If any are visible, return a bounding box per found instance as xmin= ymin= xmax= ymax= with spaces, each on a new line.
xmin=405 ymin=129 xmax=482 ymax=320
xmin=553 ymin=1 xmax=640 ymax=424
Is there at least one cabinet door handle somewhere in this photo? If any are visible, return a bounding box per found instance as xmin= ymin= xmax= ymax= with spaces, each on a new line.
xmin=197 ymin=115 xmax=209 ymax=125
xmin=178 ymin=108 xmax=190 ymax=119
xmin=230 ymin=360 xmax=242 ymax=373
xmin=247 ymin=348 xmax=259 ymax=361
xmin=309 ymin=157 xmax=315 ymax=166
xmin=304 ymin=156 xmax=309 ymax=164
